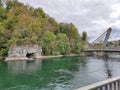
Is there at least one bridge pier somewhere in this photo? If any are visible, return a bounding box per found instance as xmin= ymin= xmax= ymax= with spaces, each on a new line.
xmin=103 ymin=52 xmax=109 ymax=58
xmin=85 ymin=51 xmax=107 ymax=57
xmin=106 ymin=52 xmax=120 ymax=58
xmin=85 ymin=51 xmax=120 ymax=59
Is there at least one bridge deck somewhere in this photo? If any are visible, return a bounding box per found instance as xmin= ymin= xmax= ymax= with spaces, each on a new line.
xmin=84 ymin=48 xmax=120 ymax=52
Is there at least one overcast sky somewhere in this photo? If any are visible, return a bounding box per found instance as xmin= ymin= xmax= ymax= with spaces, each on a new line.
xmin=18 ymin=0 xmax=120 ymax=42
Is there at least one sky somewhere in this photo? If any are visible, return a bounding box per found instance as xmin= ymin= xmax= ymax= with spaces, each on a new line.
xmin=18 ymin=0 xmax=120 ymax=42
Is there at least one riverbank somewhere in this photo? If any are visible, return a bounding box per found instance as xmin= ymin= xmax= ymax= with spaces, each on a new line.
xmin=5 ymin=55 xmax=64 ymax=61
xmin=5 ymin=54 xmax=84 ymax=62
xmin=40 ymin=55 xmax=63 ymax=59
xmin=5 ymin=57 xmax=32 ymax=61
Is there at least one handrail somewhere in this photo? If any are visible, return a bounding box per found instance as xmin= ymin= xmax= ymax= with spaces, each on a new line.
xmin=76 ymin=76 xmax=120 ymax=90
xmin=85 ymin=48 xmax=120 ymax=52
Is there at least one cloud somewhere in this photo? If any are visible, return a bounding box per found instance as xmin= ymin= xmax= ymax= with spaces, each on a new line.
xmin=110 ymin=3 xmax=120 ymax=19
xmin=18 ymin=0 xmax=120 ymax=42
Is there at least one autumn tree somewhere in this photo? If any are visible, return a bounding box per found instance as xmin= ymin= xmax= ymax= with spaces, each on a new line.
xmin=0 ymin=0 xmax=86 ymax=56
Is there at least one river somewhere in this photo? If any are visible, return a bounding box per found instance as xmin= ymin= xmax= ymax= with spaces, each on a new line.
xmin=0 ymin=56 xmax=120 ymax=90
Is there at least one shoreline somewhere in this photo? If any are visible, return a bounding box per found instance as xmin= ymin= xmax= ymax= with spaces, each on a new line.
xmin=39 ymin=55 xmax=63 ymax=59
xmin=4 ymin=54 xmax=84 ymax=62
xmin=5 ymin=55 xmax=64 ymax=62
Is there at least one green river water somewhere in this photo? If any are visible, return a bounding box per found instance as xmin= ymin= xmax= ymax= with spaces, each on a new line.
xmin=0 ymin=56 xmax=120 ymax=90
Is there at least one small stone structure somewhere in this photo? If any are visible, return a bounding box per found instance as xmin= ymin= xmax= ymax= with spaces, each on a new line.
xmin=5 ymin=45 xmax=42 ymax=61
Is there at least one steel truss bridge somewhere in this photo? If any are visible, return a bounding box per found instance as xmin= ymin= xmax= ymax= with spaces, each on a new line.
xmin=85 ymin=27 xmax=120 ymax=53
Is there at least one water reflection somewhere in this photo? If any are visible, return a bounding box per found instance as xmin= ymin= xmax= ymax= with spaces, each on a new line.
xmin=104 ymin=58 xmax=112 ymax=78
xmin=4 ymin=56 xmax=118 ymax=90
xmin=7 ymin=60 xmax=41 ymax=74
xmin=2 ymin=56 xmax=118 ymax=90
xmin=37 ymin=57 xmax=87 ymax=90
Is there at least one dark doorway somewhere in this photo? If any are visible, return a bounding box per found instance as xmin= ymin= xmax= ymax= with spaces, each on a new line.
xmin=26 ymin=53 xmax=35 ymax=58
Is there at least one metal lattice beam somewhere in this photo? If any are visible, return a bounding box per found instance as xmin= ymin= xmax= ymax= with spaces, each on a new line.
xmin=91 ymin=27 xmax=112 ymax=49
xmin=102 ymin=27 xmax=112 ymax=49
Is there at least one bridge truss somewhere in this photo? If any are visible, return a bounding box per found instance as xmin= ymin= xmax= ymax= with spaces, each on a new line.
xmin=86 ymin=27 xmax=120 ymax=52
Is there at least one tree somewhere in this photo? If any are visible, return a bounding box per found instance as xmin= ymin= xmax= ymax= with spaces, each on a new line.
xmin=74 ymin=35 xmax=84 ymax=54
xmin=82 ymin=31 xmax=87 ymax=41
xmin=0 ymin=0 xmax=85 ymax=57
xmin=0 ymin=7 xmax=7 ymax=21
xmin=0 ymin=23 xmax=8 ymax=56
xmin=41 ymin=31 xmax=56 ymax=55
xmin=6 ymin=0 xmax=13 ymax=11
xmin=56 ymin=33 xmax=70 ymax=54
xmin=56 ymin=23 xmax=78 ymax=39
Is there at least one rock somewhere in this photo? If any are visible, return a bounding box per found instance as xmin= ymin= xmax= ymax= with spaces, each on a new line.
xmin=5 ymin=45 xmax=42 ymax=61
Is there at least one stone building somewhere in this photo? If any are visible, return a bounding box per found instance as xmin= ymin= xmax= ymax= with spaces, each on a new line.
xmin=5 ymin=45 xmax=42 ymax=61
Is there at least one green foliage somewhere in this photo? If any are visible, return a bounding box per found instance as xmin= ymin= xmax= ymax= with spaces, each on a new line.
xmin=0 ymin=48 xmax=8 ymax=56
xmin=82 ymin=31 xmax=87 ymax=41
xmin=56 ymin=33 xmax=70 ymax=54
xmin=41 ymin=31 xmax=56 ymax=55
xmin=0 ymin=0 xmax=87 ymax=56
xmin=55 ymin=23 xmax=78 ymax=39
xmin=0 ymin=7 xmax=7 ymax=21
xmin=74 ymin=35 xmax=84 ymax=54
xmin=0 ymin=23 xmax=8 ymax=56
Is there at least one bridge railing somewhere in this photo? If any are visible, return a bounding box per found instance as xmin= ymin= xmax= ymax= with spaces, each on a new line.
xmin=88 ymin=45 xmax=120 ymax=50
xmin=76 ymin=76 xmax=120 ymax=90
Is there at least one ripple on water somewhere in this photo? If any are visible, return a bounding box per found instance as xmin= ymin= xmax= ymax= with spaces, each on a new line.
xmin=5 ymin=85 xmax=35 ymax=90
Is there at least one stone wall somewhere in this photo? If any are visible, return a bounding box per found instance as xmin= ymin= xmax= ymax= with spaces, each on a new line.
xmin=7 ymin=45 xmax=42 ymax=59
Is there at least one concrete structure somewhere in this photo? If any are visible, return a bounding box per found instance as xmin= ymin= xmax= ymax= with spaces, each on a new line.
xmin=76 ymin=76 xmax=120 ymax=90
xmin=85 ymin=28 xmax=120 ymax=57
xmin=5 ymin=45 xmax=42 ymax=61
xmin=80 ymin=28 xmax=120 ymax=90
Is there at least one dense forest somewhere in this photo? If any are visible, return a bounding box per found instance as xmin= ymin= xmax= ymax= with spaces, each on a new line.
xmin=0 ymin=0 xmax=87 ymax=56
